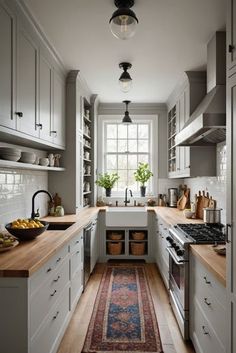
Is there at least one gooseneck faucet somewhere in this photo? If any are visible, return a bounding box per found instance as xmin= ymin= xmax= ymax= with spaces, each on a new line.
xmin=31 ymin=190 xmax=53 ymax=219
xmin=124 ymin=187 xmax=133 ymax=206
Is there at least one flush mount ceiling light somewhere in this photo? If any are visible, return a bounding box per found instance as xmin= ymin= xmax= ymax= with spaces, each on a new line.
xmin=122 ymin=100 xmax=132 ymax=124
xmin=109 ymin=0 xmax=138 ymax=40
xmin=119 ymin=62 xmax=132 ymax=93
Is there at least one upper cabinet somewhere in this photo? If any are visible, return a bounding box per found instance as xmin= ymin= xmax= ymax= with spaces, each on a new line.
xmin=0 ymin=3 xmax=16 ymax=129
xmin=227 ymin=0 xmax=236 ymax=74
xmin=0 ymin=0 xmax=66 ymax=150
xmin=168 ymin=72 xmax=217 ymax=178
xmin=16 ymin=22 xmax=38 ymax=137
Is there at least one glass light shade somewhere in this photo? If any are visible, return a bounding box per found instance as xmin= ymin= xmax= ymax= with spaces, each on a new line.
xmin=119 ymin=78 xmax=132 ymax=92
xmin=109 ymin=8 xmax=138 ymax=40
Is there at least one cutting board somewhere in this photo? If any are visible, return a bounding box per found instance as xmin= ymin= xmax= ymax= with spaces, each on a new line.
xmin=196 ymin=191 xmax=211 ymax=219
xmin=209 ymin=196 xmax=217 ymax=208
xmin=177 ymin=188 xmax=190 ymax=210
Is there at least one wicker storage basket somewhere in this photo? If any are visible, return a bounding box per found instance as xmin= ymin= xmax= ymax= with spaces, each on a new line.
xmin=130 ymin=242 xmax=145 ymax=256
xmin=108 ymin=242 xmax=122 ymax=255
xmin=108 ymin=232 xmax=123 ymax=240
xmin=132 ymin=232 xmax=145 ymax=240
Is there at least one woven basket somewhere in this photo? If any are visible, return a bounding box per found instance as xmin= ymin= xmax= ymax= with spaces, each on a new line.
xmin=108 ymin=232 xmax=123 ymax=240
xmin=108 ymin=242 xmax=122 ymax=255
xmin=130 ymin=242 xmax=145 ymax=256
xmin=132 ymin=232 xmax=145 ymax=240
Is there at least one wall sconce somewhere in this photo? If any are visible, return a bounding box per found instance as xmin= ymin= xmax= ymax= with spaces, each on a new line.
xmin=109 ymin=0 xmax=138 ymax=40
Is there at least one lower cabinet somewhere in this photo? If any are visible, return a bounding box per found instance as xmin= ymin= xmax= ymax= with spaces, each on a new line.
xmin=91 ymin=218 xmax=98 ymax=273
xmin=189 ymin=253 xmax=226 ymax=353
xmin=0 ymin=230 xmax=84 ymax=353
xmin=155 ymin=215 xmax=170 ymax=289
xmin=104 ymin=228 xmax=149 ymax=260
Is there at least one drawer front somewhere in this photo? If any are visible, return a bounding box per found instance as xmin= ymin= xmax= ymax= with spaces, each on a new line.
xmin=193 ymin=272 xmax=226 ymax=346
xmin=30 ymin=245 xmax=69 ymax=295
xmin=71 ymin=247 xmax=82 ymax=278
xmin=31 ymin=286 xmax=70 ymax=353
xmin=70 ymin=267 xmax=83 ymax=309
xmin=191 ymin=255 xmax=226 ymax=308
xmin=191 ymin=297 xmax=226 ymax=353
xmin=30 ymin=258 xmax=70 ymax=338
xmin=69 ymin=231 xmax=83 ymax=254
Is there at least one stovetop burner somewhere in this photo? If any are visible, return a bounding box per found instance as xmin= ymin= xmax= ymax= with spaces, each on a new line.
xmin=176 ymin=223 xmax=225 ymax=243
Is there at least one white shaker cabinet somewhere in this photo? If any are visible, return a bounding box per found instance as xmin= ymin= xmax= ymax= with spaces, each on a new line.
xmin=52 ymin=69 xmax=66 ymax=147
xmin=0 ymin=2 xmax=16 ymax=129
xmin=91 ymin=218 xmax=98 ymax=273
xmin=16 ymin=21 xmax=38 ymax=137
xmin=38 ymin=53 xmax=53 ymax=143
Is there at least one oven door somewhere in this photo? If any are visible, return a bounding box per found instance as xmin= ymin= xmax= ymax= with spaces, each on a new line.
xmin=167 ymin=247 xmax=189 ymax=312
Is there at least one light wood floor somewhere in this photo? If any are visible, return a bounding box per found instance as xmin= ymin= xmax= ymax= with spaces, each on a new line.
xmin=57 ymin=263 xmax=195 ymax=353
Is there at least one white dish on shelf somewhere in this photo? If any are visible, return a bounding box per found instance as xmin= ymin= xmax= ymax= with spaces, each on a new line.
xmin=39 ymin=157 xmax=49 ymax=166
xmin=20 ymin=152 xmax=36 ymax=164
xmin=0 ymin=154 xmax=21 ymax=162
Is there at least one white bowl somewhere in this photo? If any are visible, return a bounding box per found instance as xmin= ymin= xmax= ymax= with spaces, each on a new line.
xmin=39 ymin=158 xmax=49 ymax=166
xmin=183 ymin=209 xmax=195 ymax=219
xmin=0 ymin=147 xmax=21 ymax=155
xmin=0 ymin=154 xmax=21 ymax=162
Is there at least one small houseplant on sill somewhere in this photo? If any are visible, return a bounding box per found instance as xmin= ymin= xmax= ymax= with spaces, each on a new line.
xmin=134 ymin=163 xmax=153 ymax=197
xmin=95 ymin=172 xmax=119 ymax=197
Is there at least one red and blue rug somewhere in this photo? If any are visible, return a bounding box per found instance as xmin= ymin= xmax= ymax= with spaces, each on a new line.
xmin=82 ymin=264 xmax=163 ymax=353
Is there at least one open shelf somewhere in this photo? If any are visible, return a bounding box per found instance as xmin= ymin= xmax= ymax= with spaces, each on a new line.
xmin=0 ymin=159 xmax=65 ymax=171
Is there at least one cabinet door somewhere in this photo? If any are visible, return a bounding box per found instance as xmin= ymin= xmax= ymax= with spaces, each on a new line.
xmin=227 ymin=0 xmax=236 ymax=72
xmin=16 ymin=24 xmax=38 ymax=137
xmin=0 ymin=4 xmax=15 ymax=129
xmin=226 ymin=74 xmax=236 ymax=353
xmin=76 ymin=132 xmax=84 ymax=210
xmin=90 ymin=221 xmax=97 ymax=272
xmin=39 ymin=54 xmax=53 ymax=142
xmin=53 ymin=70 xmax=65 ymax=147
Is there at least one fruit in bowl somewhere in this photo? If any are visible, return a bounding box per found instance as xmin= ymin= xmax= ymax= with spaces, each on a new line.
xmin=5 ymin=219 xmax=49 ymax=240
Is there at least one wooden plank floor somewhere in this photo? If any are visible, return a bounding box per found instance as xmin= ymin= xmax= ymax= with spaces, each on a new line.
xmin=57 ymin=263 xmax=195 ymax=353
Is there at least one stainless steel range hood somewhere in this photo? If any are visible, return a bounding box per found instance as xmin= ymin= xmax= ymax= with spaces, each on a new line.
xmin=175 ymin=32 xmax=226 ymax=146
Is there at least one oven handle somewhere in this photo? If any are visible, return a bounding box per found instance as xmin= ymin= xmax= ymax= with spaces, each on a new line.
xmin=167 ymin=247 xmax=187 ymax=265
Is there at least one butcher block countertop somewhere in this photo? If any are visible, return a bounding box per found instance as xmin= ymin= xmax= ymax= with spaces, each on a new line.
xmin=152 ymin=206 xmax=204 ymax=225
xmin=0 ymin=207 xmax=101 ymax=278
xmin=190 ymin=244 xmax=226 ymax=287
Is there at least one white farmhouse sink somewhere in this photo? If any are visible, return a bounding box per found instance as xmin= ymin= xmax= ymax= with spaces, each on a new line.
xmin=106 ymin=207 xmax=148 ymax=227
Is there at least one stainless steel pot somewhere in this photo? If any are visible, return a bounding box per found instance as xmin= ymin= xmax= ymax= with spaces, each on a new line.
xmin=203 ymin=208 xmax=222 ymax=224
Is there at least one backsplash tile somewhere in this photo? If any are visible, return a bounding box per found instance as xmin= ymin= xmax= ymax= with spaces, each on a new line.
xmin=0 ymin=168 xmax=48 ymax=229
xmin=184 ymin=142 xmax=226 ymax=224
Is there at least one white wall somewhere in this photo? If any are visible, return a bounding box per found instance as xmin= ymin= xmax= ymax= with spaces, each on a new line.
xmin=184 ymin=142 xmax=226 ymax=223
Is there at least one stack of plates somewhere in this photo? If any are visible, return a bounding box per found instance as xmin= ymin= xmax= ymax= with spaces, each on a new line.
xmin=20 ymin=151 xmax=36 ymax=164
xmin=0 ymin=147 xmax=21 ymax=162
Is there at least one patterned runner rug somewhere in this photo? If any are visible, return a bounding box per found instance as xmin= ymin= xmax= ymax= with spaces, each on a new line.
xmin=82 ymin=264 xmax=163 ymax=353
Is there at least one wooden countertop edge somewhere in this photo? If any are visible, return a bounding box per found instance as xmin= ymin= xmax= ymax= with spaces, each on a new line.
xmin=190 ymin=245 xmax=226 ymax=287
xmin=0 ymin=207 xmax=101 ymax=278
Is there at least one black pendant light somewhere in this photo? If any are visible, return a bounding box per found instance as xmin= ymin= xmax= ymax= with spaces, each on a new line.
xmin=109 ymin=0 xmax=138 ymax=40
xmin=122 ymin=100 xmax=132 ymax=124
xmin=119 ymin=62 xmax=132 ymax=92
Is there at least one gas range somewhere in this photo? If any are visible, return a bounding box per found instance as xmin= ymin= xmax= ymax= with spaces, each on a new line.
xmin=167 ymin=223 xmax=226 ymax=260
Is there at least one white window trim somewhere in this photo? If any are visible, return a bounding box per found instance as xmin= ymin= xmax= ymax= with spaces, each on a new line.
xmin=97 ymin=114 xmax=158 ymax=198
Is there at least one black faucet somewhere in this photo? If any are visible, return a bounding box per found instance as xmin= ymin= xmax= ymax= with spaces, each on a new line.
xmin=124 ymin=187 xmax=133 ymax=206
xmin=31 ymin=190 xmax=53 ymax=219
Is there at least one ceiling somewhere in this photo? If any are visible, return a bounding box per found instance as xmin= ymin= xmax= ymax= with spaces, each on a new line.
xmin=23 ymin=0 xmax=226 ymax=103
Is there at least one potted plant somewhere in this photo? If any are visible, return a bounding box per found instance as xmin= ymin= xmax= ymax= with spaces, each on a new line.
xmin=134 ymin=163 xmax=153 ymax=197
xmin=95 ymin=172 xmax=119 ymax=197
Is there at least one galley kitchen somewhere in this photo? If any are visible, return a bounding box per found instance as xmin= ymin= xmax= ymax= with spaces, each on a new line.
xmin=0 ymin=1 xmax=234 ymax=353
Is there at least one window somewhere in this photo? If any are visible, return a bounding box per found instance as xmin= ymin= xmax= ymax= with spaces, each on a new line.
xmin=104 ymin=121 xmax=152 ymax=193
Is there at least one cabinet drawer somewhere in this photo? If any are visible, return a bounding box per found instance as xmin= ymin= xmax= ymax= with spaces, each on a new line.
xmin=71 ymin=247 xmax=82 ymax=278
xmin=70 ymin=267 xmax=83 ymax=310
xmin=30 ymin=258 xmax=70 ymax=338
xmin=31 ymin=285 xmax=70 ymax=353
xmin=69 ymin=231 xmax=83 ymax=254
xmin=191 ymin=255 xmax=226 ymax=308
xmin=191 ymin=297 xmax=226 ymax=353
xmin=30 ymin=245 xmax=69 ymax=295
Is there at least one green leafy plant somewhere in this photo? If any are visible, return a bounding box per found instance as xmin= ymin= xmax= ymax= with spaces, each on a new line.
xmin=134 ymin=163 xmax=153 ymax=186
xmin=95 ymin=172 xmax=119 ymax=189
